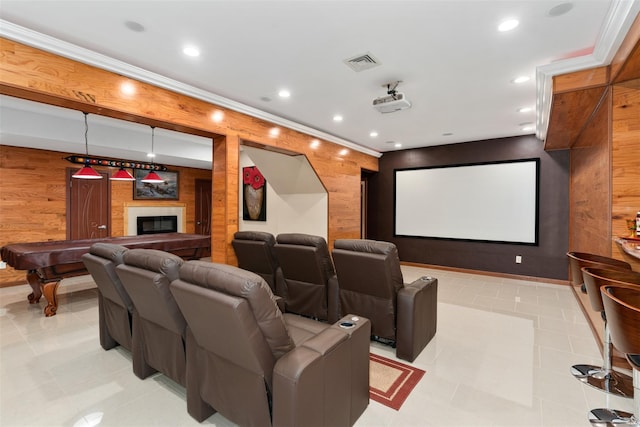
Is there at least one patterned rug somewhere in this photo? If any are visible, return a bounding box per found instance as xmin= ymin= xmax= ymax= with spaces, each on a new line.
xmin=369 ymin=353 xmax=425 ymax=410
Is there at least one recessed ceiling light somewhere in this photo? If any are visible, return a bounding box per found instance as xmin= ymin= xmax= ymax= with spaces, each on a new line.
xmin=370 ymin=131 xmax=378 ymax=138
xmin=269 ymin=127 xmax=280 ymax=137
xmin=310 ymin=139 xmax=320 ymax=149
xmin=339 ymin=148 xmax=349 ymax=156
xmin=517 ymin=107 xmax=533 ymax=113
xmin=211 ymin=110 xmax=224 ymax=123
xmin=183 ymin=45 xmax=200 ymax=57
xmin=512 ymin=76 xmax=530 ymax=84
xmin=333 ymin=115 xmax=343 ymax=122
xmin=147 ymin=152 xmax=155 ymax=158
xmin=498 ymin=19 xmax=519 ymax=32
xmin=120 ymin=82 xmax=136 ymax=96
xmin=394 ymin=143 xmax=402 ymax=148
xmin=278 ymin=89 xmax=291 ymax=98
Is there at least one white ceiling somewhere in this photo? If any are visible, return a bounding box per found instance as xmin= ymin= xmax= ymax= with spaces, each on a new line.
xmin=1 ymin=1 xmax=639 ymax=169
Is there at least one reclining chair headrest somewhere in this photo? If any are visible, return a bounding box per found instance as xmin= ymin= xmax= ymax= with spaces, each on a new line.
xmin=123 ymin=249 xmax=183 ymax=282
xmin=334 ymin=239 xmax=398 ymax=257
xmin=233 ymin=230 xmax=276 ymax=245
xmin=89 ymin=243 xmax=128 ymax=265
xmin=276 ymin=233 xmax=328 ymax=249
xmin=178 ymin=261 xmax=295 ymax=358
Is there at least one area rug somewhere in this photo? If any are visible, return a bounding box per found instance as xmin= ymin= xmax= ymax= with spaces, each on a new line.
xmin=369 ymin=353 xmax=425 ymax=410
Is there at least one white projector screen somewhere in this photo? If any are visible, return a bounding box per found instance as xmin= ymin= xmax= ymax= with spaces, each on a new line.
xmin=394 ymin=159 xmax=539 ymax=244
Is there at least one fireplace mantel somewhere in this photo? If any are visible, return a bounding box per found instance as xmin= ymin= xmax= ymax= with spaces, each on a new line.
xmin=124 ymin=202 xmax=186 ymax=236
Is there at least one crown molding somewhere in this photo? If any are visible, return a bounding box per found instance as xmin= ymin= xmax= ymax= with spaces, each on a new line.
xmin=0 ymin=20 xmax=382 ymax=159
xmin=536 ymin=0 xmax=640 ymax=141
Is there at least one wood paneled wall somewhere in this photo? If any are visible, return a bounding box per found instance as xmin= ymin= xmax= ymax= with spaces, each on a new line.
xmin=0 ymin=145 xmax=211 ymax=286
xmin=611 ymin=82 xmax=640 ymax=269
xmin=0 ymin=38 xmax=378 ymax=278
xmin=569 ymin=89 xmax=612 ymax=256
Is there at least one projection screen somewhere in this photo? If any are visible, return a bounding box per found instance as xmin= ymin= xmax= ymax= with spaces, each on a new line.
xmin=394 ymin=159 xmax=539 ymax=245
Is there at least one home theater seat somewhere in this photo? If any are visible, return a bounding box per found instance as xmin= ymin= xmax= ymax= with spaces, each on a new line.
xmin=169 ymin=260 xmax=371 ymax=427
xmin=81 ymin=243 xmax=133 ymax=351
xmin=115 ymin=248 xmax=187 ymax=385
xmin=331 ymin=239 xmax=438 ymax=362
xmin=231 ymin=230 xmax=284 ymax=296
xmin=274 ymin=233 xmax=336 ymax=321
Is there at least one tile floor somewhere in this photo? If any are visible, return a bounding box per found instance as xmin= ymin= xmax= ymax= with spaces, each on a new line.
xmin=0 ymin=266 xmax=634 ymax=426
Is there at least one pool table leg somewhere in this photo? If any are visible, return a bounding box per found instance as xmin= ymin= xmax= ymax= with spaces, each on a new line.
xmin=41 ymin=281 xmax=60 ymax=317
xmin=26 ymin=270 xmax=42 ymax=304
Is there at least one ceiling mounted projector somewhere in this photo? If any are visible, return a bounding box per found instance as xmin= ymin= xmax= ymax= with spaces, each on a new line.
xmin=373 ymin=81 xmax=411 ymax=113
xmin=373 ymin=92 xmax=411 ymax=113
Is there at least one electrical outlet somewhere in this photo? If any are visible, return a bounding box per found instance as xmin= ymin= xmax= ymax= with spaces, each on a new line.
xmin=0 ymin=261 xmax=6 ymax=269
xmin=515 ymin=255 xmax=522 ymax=264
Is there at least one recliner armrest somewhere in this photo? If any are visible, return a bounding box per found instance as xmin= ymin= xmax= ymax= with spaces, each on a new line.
xmin=396 ymin=277 xmax=438 ymax=362
xmin=273 ymin=316 xmax=371 ymax=427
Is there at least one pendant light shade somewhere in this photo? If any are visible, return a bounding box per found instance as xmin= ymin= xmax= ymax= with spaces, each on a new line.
xmin=141 ymin=126 xmax=165 ymax=183
xmin=110 ymin=167 xmax=136 ymax=181
xmin=72 ymin=165 xmax=103 ymax=179
xmin=141 ymin=171 xmax=164 ymax=183
xmin=73 ymin=112 xmax=103 ymax=180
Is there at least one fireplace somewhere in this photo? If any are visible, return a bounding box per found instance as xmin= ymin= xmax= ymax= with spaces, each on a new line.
xmin=137 ymin=215 xmax=178 ymax=235
xmin=125 ymin=204 xmax=185 ymax=236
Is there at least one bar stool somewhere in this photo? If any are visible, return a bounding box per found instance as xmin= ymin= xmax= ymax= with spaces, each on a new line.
xmin=589 ymin=284 xmax=640 ymax=426
xmin=572 ymin=268 xmax=640 ymax=396
xmin=566 ymin=252 xmax=631 ymax=294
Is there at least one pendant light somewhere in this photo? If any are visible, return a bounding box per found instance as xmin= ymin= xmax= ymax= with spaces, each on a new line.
xmin=141 ymin=126 xmax=164 ymax=183
xmin=110 ymin=167 xmax=135 ymax=181
xmin=72 ymin=113 xmax=103 ymax=179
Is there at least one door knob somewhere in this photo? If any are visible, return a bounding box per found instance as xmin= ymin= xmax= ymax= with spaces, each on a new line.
xmin=97 ymin=225 xmax=107 ymax=230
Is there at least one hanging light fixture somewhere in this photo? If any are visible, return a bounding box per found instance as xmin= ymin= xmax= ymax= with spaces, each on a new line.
xmin=110 ymin=167 xmax=135 ymax=181
xmin=141 ymin=126 xmax=165 ymax=183
xmin=72 ymin=113 xmax=103 ymax=179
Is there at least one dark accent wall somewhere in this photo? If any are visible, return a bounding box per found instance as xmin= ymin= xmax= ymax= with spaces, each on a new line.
xmin=367 ymin=135 xmax=570 ymax=280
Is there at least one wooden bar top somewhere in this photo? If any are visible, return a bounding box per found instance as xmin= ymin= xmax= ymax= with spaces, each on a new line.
xmin=615 ymin=237 xmax=640 ymax=261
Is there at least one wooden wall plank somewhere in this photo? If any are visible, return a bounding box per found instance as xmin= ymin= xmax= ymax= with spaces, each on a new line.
xmin=553 ymin=66 xmax=609 ymax=93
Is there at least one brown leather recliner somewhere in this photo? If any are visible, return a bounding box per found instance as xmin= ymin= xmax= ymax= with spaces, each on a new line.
xmin=231 ymin=230 xmax=284 ymax=296
xmin=331 ymin=239 xmax=438 ymax=362
xmin=81 ymin=243 xmax=133 ymax=351
xmin=170 ymin=261 xmax=371 ymax=427
xmin=274 ymin=233 xmax=336 ymax=321
xmin=116 ymin=249 xmax=186 ymax=386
